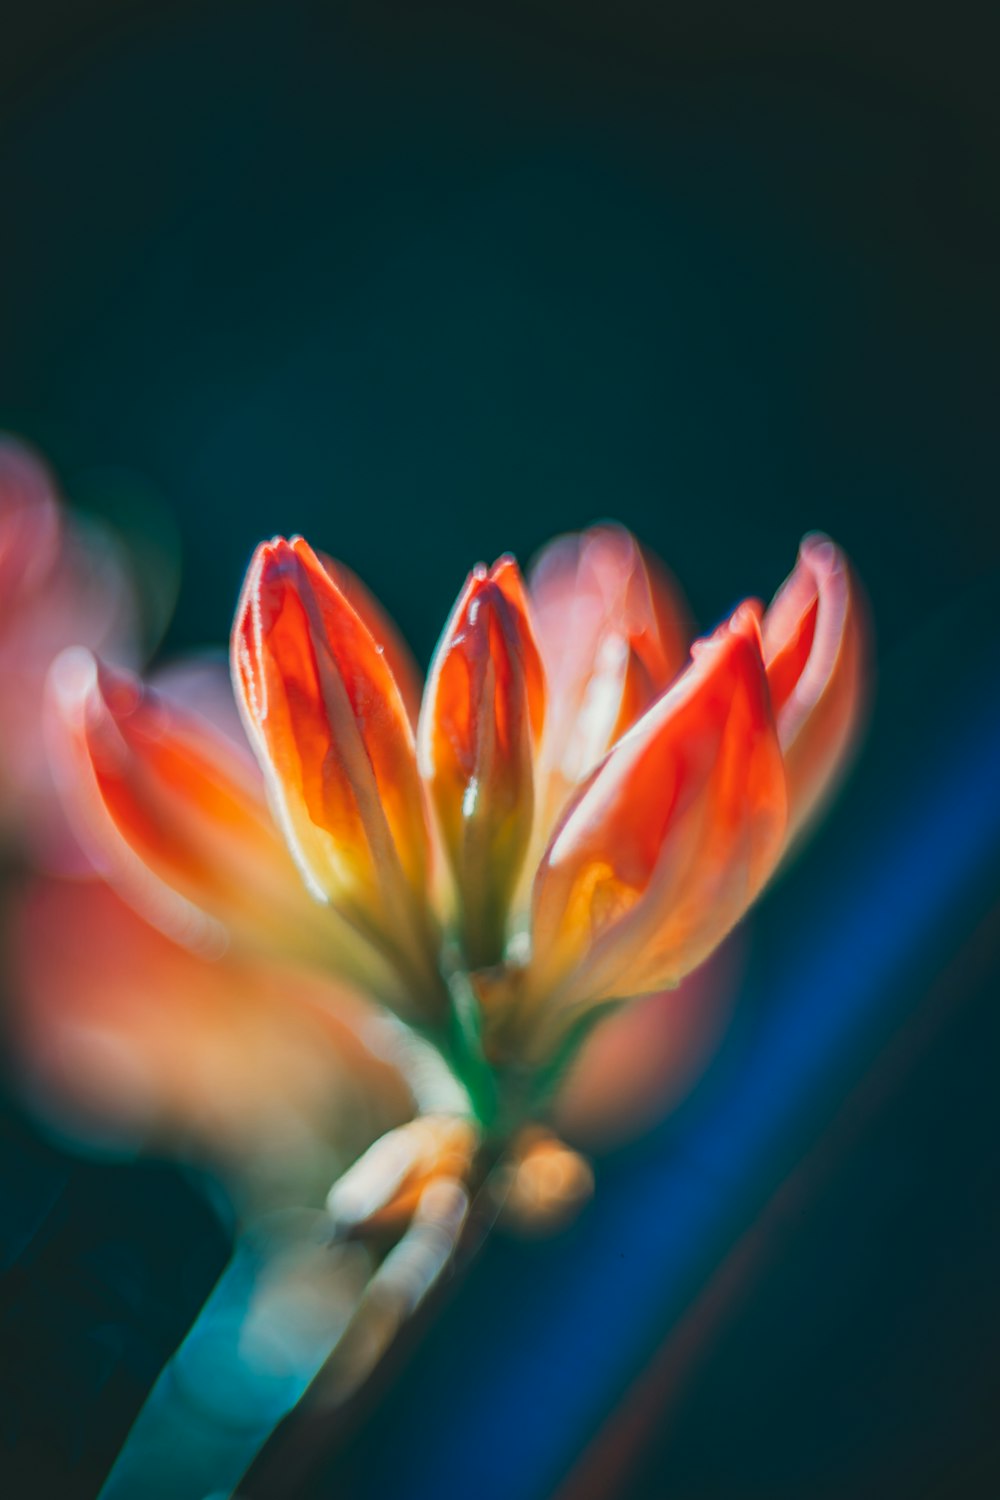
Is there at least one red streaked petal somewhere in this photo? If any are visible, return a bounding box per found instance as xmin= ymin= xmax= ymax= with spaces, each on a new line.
xmin=529 ymin=525 xmax=690 ymax=802
xmin=418 ymin=556 xmax=545 ymax=966
xmin=233 ymin=536 xmax=440 ymax=1004
xmin=46 ymin=647 xmax=352 ymax=970
xmin=523 ymin=603 xmax=787 ymax=1046
xmin=488 ymin=555 xmax=546 ymax=743
xmin=763 ymin=534 xmax=868 ymax=838
xmin=317 ymin=551 xmax=423 ymax=728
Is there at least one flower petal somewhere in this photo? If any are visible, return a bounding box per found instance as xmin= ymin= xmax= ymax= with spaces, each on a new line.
xmin=232 ymin=536 xmax=441 ymax=1008
xmin=529 ymin=525 xmax=689 ymax=808
xmin=46 ymin=647 xmax=381 ymax=982
xmin=551 ymin=936 xmax=741 ymax=1148
xmin=0 ymin=440 xmax=137 ymax=866
xmin=317 ymin=551 xmax=423 ymax=728
xmin=418 ymin=556 xmax=545 ymax=966
xmin=7 ymin=877 xmax=410 ymax=1201
xmin=763 ymin=533 xmax=867 ymax=838
xmin=520 ymin=604 xmax=787 ymax=1057
xmin=0 ymin=436 xmax=62 ymax=603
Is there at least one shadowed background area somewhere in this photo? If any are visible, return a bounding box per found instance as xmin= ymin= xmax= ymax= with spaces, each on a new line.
xmin=1 ymin=3 xmax=998 ymax=1497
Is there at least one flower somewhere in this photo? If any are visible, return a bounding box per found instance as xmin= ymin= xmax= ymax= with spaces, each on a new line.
xmin=0 ymin=436 xmax=135 ymax=865
xmin=33 ymin=520 xmax=865 ymax=1235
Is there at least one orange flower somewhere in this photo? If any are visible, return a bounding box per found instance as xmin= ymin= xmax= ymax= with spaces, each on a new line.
xmin=0 ymin=494 xmax=867 ymax=1468
xmin=34 ymin=517 xmax=865 ymax=1229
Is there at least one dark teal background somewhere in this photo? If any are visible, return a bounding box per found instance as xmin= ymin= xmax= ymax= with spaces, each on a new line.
xmin=1 ymin=5 xmax=999 ymax=1498
xmin=1 ymin=3 xmax=998 ymax=661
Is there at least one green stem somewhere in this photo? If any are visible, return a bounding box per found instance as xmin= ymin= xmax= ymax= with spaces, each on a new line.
xmin=440 ymin=970 xmax=499 ymax=1129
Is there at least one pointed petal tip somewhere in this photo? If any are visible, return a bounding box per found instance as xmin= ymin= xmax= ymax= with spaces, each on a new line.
xmin=246 ymin=534 xmax=318 ymax=584
xmin=800 ymin=528 xmax=835 ymax=553
xmin=527 ymin=522 xmax=690 ymax=801
xmin=762 ymin=532 xmax=866 ymax=838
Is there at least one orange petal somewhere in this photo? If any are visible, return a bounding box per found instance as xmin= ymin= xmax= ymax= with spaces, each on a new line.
xmin=7 ymin=877 xmax=410 ymax=1191
xmin=492 ymin=1126 xmax=594 ymax=1235
xmin=232 ymin=536 xmax=440 ymax=1004
xmin=551 ymin=936 xmax=742 ymax=1148
xmin=46 ymin=647 xmax=361 ymax=973
xmin=317 ymin=551 xmax=423 ymax=728
xmin=418 ymin=556 xmax=545 ymax=966
xmin=523 ymin=604 xmax=787 ymax=1052
xmin=763 ymin=534 xmax=868 ymax=838
xmin=529 ymin=525 xmax=690 ymax=805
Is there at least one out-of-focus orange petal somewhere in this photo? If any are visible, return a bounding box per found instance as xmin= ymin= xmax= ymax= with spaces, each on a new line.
xmin=7 ymin=878 xmax=410 ymax=1201
xmin=152 ymin=653 xmax=251 ymax=747
xmin=491 ymin=1126 xmax=595 ymax=1235
xmin=529 ymin=525 xmax=690 ymax=814
xmin=46 ymin=648 xmax=361 ymax=973
xmin=418 ymin=556 xmax=545 ymax=966
xmin=521 ymin=604 xmax=787 ymax=1055
xmin=552 ymin=936 xmax=741 ymax=1148
xmin=763 ymin=534 xmax=867 ymax=838
xmin=232 ymin=536 xmax=440 ymax=1007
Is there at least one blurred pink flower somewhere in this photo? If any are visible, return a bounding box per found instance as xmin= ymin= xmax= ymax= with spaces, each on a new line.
xmin=0 ymin=437 xmax=135 ymax=866
xmin=7 ymin=871 xmax=411 ymax=1208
